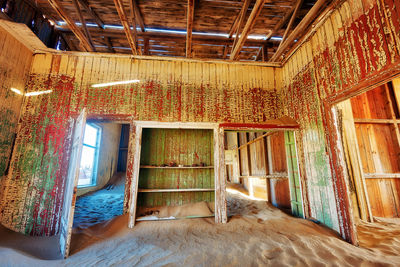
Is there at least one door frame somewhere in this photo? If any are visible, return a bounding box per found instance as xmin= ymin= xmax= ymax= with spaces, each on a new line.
xmin=322 ymin=66 xmax=400 ymax=244
xmin=62 ymin=114 xmax=135 ymax=257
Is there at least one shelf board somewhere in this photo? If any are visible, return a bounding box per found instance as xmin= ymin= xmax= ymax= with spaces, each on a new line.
xmin=140 ymin=165 xmax=214 ymax=169
xmin=138 ymin=188 xmax=215 ymax=193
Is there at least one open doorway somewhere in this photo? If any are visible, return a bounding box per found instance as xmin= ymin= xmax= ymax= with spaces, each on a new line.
xmin=224 ymin=130 xmax=303 ymax=218
xmin=72 ymin=122 xmax=130 ymax=228
xmin=335 ymin=77 xmax=400 ymax=247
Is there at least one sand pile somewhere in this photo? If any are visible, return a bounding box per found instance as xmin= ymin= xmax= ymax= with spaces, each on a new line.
xmin=357 ymin=217 xmax=400 ymax=256
xmin=73 ymin=173 xmax=126 ymax=228
xmin=1 ymin=190 xmax=400 ymax=266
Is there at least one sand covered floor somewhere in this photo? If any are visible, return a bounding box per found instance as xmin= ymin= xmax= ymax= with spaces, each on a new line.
xmin=1 ymin=190 xmax=400 ymax=266
xmin=73 ymin=172 xmax=126 ymax=228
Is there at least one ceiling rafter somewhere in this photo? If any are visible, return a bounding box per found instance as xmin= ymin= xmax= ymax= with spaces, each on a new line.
xmin=254 ymin=1 xmax=298 ymax=61
xmin=276 ymin=0 xmax=303 ymax=51
xmin=230 ymin=0 xmax=266 ymax=60
xmin=186 ymin=0 xmax=195 ymax=58
xmin=132 ymin=0 xmax=145 ymax=32
xmin=71 ymin=0 xmax=95 ymax=51
xmin=113 ymin=0 xmax=141 ymax=55
xmin=230 ymin=0 xmax=252 ymax=53
xmin=77 ymin=0 xmax=105 ymax=29
xmin=269 ymin=0 xmax=328 ymax=62
xmin=103 ymin=36 xmax=115 ymax=52
xmin=47 ymin=0 xmax=94 ymax=52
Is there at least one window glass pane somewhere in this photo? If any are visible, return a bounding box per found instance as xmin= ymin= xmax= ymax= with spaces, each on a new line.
xmin=78 ymin=146 xmax=96 ymax=186
xmin=84 ymin=124 xmax=98 ymax=147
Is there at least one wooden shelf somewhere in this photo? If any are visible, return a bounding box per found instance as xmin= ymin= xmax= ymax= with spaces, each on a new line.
xmin=138 ymin=188 xmax=215 ymax=193
xmin=140 ymin=165 xmax=214 ymax=169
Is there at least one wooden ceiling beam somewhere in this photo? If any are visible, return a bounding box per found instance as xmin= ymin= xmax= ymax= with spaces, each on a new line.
xmin=132 ymin=0 xmax=145 ymax=32
xmin=186 ymin=0 xmax=195 ymax=58
xmin=231 ymin=0 xmax=251 ymax=51
xmin=269 ymin=0 xmax=328 ymax=62
xmin=113 ymin=0 xmax=140 ymax=55
xmin=61 ymin=33 xmax=79 ymax=51
xmin=230 ymin=0 xmax=266 ymax=60
xmin=47 ymin=0 xmax=94 ymax=52
xmin=103 ymin=36 xmax=115 ymax=53
xmin=72 ymin=0 xmax=95 ymax=51
xmin=78 ymin=0 xmax=104 ymax=29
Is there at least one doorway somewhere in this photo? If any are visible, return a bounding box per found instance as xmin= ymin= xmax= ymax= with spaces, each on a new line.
xmin=336 ymin=79 xmax=400 ymax=220
xmin=335 ymin=77 xmax=400 ymax=247
xmin=72 ymin=122 xmax=130 ymax=229
xmin=59 ymin=111 xmax=132 ymax=258
xmin=224 ymin=129 xmax=303 ymax=218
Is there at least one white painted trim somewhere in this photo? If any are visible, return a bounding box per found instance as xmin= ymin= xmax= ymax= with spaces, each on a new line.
xmin=134 ymin=121 xmax=218 ymax=129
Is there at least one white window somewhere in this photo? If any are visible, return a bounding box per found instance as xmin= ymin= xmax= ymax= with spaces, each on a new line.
xmin=78 ymin=123 xmax=101 ymax=187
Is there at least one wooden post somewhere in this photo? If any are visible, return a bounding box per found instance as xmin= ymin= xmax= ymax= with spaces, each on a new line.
xmin=266 ymin=135 xmax=273 ymax=203
xmin=214 ymin=127 xmax=227 ymax=223
xmin=128 ymin=125 xmax=142 ymax=228
xmin=186 ymin=0 xmax=195 ymax=58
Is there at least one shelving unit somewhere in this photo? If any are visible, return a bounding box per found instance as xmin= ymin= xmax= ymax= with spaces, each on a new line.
xmin=137 ymin=128 xmax=215 ymax=209
xmin=140 ymin=165 xmax=214 ymax=169
xmin=138 ymin=188 xmax=215 ymax=193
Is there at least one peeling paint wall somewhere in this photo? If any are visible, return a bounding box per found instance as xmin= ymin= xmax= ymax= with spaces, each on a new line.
xmin=280 ymin=0 xmax=400 ymax=238
xmin=1 ymin=51 xmax=279 ymax=235
xmin=0 ymin=23 xmax=33 ymax=224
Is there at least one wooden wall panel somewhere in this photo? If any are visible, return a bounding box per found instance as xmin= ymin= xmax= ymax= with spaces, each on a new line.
xmin=2 ymin=52 xmax=278 ymax=235
xmin=278 ymin=0 xmax=400 ymax=236
xmin=0 ymin=23 xmax=33 ymax=231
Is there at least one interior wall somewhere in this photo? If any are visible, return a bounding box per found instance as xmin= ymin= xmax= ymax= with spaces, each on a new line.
xmin=77 ymin=123 xmax=121 ymax=196
xmin=279 ymin=0 xmax=400 ymax=238
xmin=0 ymin=21 xmax=33 ymax=224
xmin=1 ymin=48 xmax=280 ymax=235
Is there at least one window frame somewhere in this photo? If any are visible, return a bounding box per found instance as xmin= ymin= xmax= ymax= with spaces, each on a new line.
xmin=78 ymin=123 xmax=102 ymax=188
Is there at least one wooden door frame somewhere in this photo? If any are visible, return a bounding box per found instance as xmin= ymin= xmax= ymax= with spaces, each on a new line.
xmin=62 ymin=114 xmax=135 ymax=255
xmin=127 ymin=121 xmax=226 ymax=228
xmin=321 ymin=67 xmax=400 ymax=244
